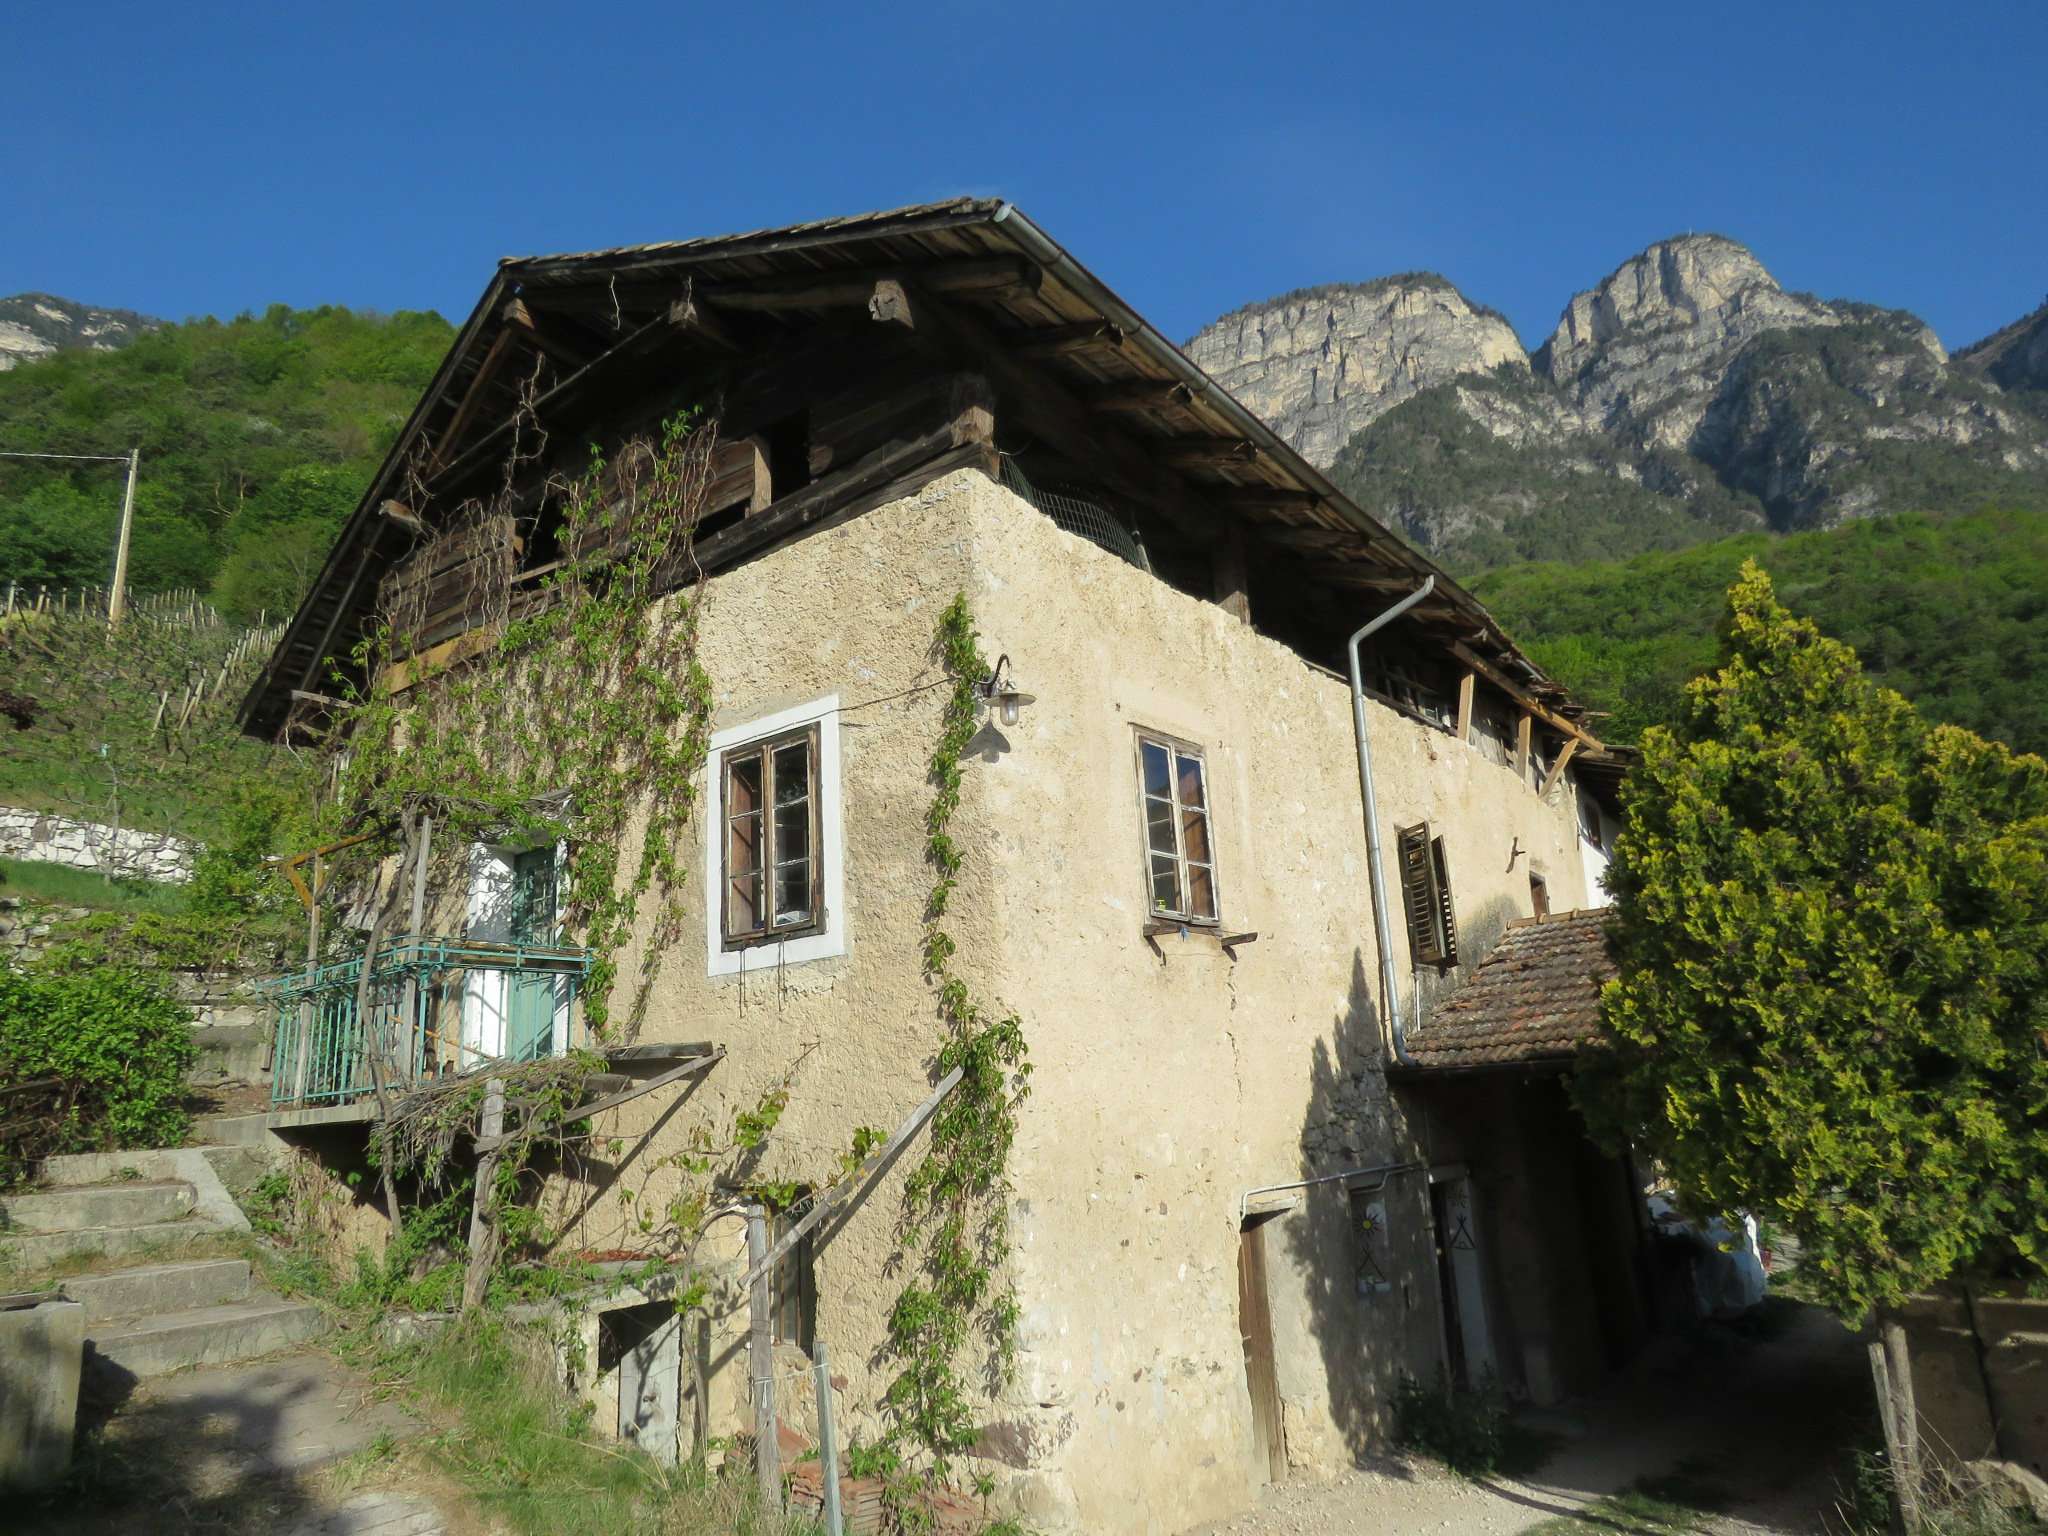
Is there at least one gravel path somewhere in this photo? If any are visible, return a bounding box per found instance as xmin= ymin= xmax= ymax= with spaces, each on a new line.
xmin=1188 ymin=1301 xmax=1870 ymax=1536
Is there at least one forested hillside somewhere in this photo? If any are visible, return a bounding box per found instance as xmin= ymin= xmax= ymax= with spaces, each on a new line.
xmin=1472 ymin=503 xmax=2048 ymax=755
xmin=0 ymin=304 xmax=451 ymax=620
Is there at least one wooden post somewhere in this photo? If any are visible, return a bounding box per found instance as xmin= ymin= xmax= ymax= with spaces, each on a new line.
xmin=1883 ymin=1316 xmax=1923 ymax=1531
xmin=747 ymin=1204 xmax=781 ymax=1511
xmin=814 ymin=1340 xmax=843 ymax=1536
xmin=107 ymin=448 xmax=139 ymax=629
xmin=462 ymin=1076 xmax=507 ymax=1312
xmin=396 ymin=814 xmax=432 ymax=1075
xmin=1212 ymin=525 xmax=1250 ymax=624
xmin=1515 ymin=712 xmax=1532 ymax=785
xmin=1455 ymin=670 xmax=1476 ymax=745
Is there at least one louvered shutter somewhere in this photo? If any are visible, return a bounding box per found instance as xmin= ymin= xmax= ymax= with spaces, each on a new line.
xmin=1430 ymin=835 xmax=1458 ymax=966
xmin=1394 ymin=821 xmax=1457 ymax=968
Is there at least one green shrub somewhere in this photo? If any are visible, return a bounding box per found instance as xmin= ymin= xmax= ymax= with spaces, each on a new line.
xmin=0 ymin=965 xmax=194 ymax=1184
xmin=1391 ymin=1373 xmax=1511 ymax=1477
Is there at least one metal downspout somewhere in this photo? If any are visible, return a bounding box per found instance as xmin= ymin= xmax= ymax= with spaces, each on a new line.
xmin=1347 ymin=578 xmax=1436 ymax=1066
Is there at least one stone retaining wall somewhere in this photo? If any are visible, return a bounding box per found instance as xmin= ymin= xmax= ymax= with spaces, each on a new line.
xmin=0 ymin=807 xmax=197 ymax=883
xmin=1902 ymin=1291 xmax=2048 ymax=1478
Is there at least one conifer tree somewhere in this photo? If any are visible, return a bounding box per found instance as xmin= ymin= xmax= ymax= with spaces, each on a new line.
xmin=1578 ymin=561 xmax=2048 ymax=1321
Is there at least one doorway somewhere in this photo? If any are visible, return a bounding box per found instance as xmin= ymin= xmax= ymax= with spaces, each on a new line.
xmin=1429 ymin=1171 xmax=1497 ymax=1388
xmin=1237 ymin=1218 xmax=1286 ymax=1482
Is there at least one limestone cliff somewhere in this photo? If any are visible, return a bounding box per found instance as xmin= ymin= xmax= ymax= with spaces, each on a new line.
xmin=1956 ymin=302 xmax=2048 ymax=396
xmin=0 ymin=293 xmax=159 ymax=371
xmin=1197 ymin=237 xmax=2048 ymax=570
xmin=1184 ymin=276 xmax=1526 ymax=466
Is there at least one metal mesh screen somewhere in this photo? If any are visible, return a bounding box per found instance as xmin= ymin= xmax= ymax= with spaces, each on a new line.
xmin=1000 ymin=457 xmax=1151 ymax=572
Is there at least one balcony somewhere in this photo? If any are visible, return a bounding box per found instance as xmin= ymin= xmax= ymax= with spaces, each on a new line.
xmin=259 ymin=935 xmax=594 ymax=1110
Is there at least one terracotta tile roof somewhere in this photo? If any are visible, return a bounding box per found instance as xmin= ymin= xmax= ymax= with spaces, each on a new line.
xmin=1403 ymin=908 xmax=1616 ymax=1070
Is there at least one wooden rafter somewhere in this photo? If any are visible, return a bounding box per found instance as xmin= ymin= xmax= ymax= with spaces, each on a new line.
xmin=1451 ymin=641 xmax=1603 ymax=750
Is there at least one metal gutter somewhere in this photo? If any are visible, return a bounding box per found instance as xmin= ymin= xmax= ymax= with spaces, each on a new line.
xmin=1346 ymin=579 xmax=1437 ymax=1066
xmin=1239 ymin=1160 xmax=1425 ymax=1224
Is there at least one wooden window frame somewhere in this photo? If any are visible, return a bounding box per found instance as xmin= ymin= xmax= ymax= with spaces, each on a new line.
xmin=1133 ymin=728 xmax=1221 ymax=926
xmin=770 ymin=1200 xmax=816 ymax=1353
xmin=719 ymin=723 xmax=824 ymax=950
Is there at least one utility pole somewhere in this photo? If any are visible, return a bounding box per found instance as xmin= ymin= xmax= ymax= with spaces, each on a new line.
xmin=0 ymin=448 xmax=141 ymax=626
xmin=107 ymin=448 xmax=140 ymax=628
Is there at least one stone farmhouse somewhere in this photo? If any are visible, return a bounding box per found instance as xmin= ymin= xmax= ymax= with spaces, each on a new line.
xmin=241 ymin=199 xmax=1646 ymax=1533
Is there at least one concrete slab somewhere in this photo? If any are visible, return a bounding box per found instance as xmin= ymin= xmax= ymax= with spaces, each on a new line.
xmin=0 ymin=1300 xmax=83 ymax=1491
xmin=120 ymin=1354 xmax=423 ymax=1475
xmin=283 ymin=1491 xmax=448 ymax=1536
xmin=0 ymin=1181 xmax=194 ymax=1234
xmin=59 ymin=1258 xmax=252 ymax=1322
xmin=95 ymin=1295 xmax=329 ymax=1377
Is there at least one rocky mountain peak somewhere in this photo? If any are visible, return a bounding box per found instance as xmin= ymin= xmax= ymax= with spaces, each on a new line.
xmin=1185 ymin=274 xmax=1527 ymax=466
xmin=1537 ymin=234 xmax=1833 ymax=380
xmin=0 ymin=293 xmax=160 ymax=372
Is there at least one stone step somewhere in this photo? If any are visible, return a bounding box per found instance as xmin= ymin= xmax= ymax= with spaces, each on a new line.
xmin=59 ymin=1258 xmax=253 ymax=1322
xmin=0 ymin=1179 xmax=195 ymax=1234
xmin=0 ymin=1217 xmax=235 ymax=1272
xmin=93 ymin=1294 xmax=329 ymax=1377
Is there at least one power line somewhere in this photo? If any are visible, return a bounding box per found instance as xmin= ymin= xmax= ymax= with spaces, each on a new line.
xmin=0 ymin=449 xmax=134 ymax=463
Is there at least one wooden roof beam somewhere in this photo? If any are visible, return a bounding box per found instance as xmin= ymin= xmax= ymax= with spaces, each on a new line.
xmin=701 ymin=258 xmax=1039 ymax=314
xmin=1089 ymin=378 xmax=1194 ymax=413
xmin=500 ymin=298 xmax=597 ymax=371
xmin=1450 ymin=640 xmax=1603 ymax=751
xmin=1013 ymin=320 xmax=1127 ymax=360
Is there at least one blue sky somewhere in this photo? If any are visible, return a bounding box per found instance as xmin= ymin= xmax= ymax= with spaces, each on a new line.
xmin=7 ymin=1 xmax=2043 ymax=351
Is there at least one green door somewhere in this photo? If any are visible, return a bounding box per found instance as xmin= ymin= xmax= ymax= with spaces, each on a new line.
xmin=505 ymin=847 xmax=560 ymax=1062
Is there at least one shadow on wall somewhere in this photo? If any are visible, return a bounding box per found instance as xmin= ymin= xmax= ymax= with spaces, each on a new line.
xmin=1278 ymin=896 xmax=1524 ymax=1468
xmin=1276 ymin=950 xmax=1424 ymax=1468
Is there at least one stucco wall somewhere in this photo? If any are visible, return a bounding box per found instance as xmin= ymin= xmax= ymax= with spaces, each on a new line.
xmin=537 ymin=472 xmax=1004 ymax=1466
xmin=442 ymin=466 xmax=1596 ymax=1532
xmin=943 ymin=475 xmax=1596 ymax=1530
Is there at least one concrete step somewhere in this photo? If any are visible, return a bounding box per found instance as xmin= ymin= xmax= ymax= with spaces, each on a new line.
xmin=192 ymin=1110 xmax=276 ymax=1148
xmin=0 ymin=1217 xmax=235 ymax=1272
xmin=93 ymin=1294 xmax=329 ymax=1377
xmin=59 ymin=1258 xmax=252 ymax=1322
xmin=0 ymin=1179 xmax=195 ymax=1234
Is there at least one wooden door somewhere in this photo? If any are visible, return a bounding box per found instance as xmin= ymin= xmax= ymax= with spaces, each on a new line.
xmin=1237 ymin=1222 xmax=1286 ymax=1482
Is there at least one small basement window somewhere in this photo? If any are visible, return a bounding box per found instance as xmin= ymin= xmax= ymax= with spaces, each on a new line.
xmin=1396 ymin=821 xmax=1458 ymax=969
xmin=771 ymin=1201 xmax=816 ymax=1353
xmin=1136 ymin=731 xmax=1218 ymax=923
xmin=721 ymin=724 xmax=823 ymax=949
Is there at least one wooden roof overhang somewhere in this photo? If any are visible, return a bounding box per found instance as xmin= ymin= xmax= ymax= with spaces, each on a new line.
xmin=239 ymin=198 xmax=1609 ymax=759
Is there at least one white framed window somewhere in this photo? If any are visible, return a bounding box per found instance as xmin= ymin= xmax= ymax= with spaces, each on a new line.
xmin=1134 ymin=729 xmax=1219 ymax=924
xmin=705 ymin=696 xmax=844 ymax=976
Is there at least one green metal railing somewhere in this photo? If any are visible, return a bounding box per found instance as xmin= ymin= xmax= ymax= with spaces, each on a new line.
xmin=259 ymin=935 xmax=594 ymax=1109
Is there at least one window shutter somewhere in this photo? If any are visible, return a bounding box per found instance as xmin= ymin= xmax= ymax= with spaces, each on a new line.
xmin=1430 ymin=835 xmax=1458 ymax=967
xmin=1394 ymin=821 xmax=1457 ymax=968
xmin=1395 ymin=822 xmax=1442 ymax=965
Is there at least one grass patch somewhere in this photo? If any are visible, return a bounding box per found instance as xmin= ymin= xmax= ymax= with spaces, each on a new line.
xmin=1525 ymin=1463 xmax=1731 ymax=1533
xmin=0 ymin=855 xmax=191 ymax=916
xmin=389 ymin=1311 xmax=819 ymax=1536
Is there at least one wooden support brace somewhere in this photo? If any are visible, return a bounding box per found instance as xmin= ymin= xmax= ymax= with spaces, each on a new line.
xmin=1538 ymin=737 xmax=1580 ymax=799
xmin=471 ymin=1049 xmax=725 ymax=1153
xmin=1515 ymin=712 xmax=1533 ymax=783
xmin=740 ymin=1065 xmax=964 ymax=1292
xmin=1456 ymin=670 xmax=1476 ymax=745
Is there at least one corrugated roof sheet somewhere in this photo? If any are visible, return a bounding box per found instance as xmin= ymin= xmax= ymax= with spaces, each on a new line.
xmin=1403 ymin=909 xmax=1616 ymax=1070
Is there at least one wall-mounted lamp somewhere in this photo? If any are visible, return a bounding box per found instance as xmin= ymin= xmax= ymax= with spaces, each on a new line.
xmin=979 ymin=654 xmax=1036 ymax=728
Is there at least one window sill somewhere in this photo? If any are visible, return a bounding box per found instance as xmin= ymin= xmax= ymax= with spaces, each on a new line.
xmin=1141 ymin=919 xmax=1258 ymax=960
